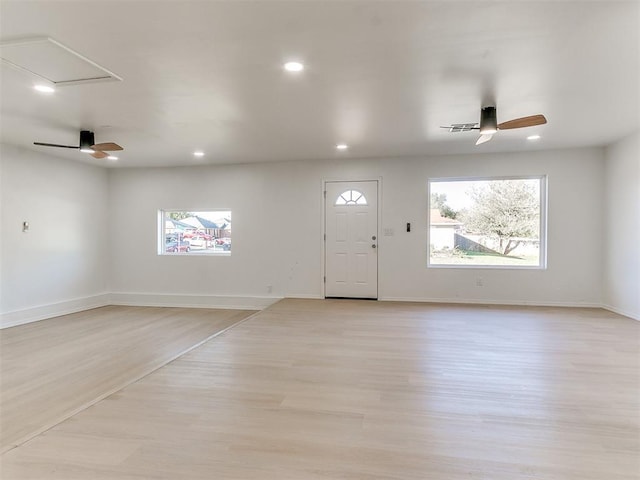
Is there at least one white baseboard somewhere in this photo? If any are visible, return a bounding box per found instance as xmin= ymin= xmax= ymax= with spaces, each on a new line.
xmin=109 ymin=292 xmax=281 ymax=310
xmin=284 ymin=294 xmax=324 ymax=299
xmin=601 ymin=304 xmax=640 ymax=321
xmin=0 ymin=294 xmax=111 ymax=329
xmin=4 ymin=293 xmax=633 ymax=329
xmin=378 ymin=296 xmax=603 ymax=308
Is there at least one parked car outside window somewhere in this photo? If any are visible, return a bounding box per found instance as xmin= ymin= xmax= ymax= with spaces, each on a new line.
xmin=165 ymin=235 xmax=191 ymax=253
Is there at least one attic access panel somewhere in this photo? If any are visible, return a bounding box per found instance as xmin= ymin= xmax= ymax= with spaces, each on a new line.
xmin=0 ymin=37 xmax=122 ymax=86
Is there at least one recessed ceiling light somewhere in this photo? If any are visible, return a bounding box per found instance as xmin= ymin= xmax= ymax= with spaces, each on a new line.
xmin=107 ymin=155 xmax=118 ymax=160
xmin=527 ymin=135 xmax=541 ymax=140
xmin=193 ymin=151 xmax=205 ymax=157
xmin=336 ymin=143 xmax=348 ymax=150
xmin=284 ymin=61 xmax=304 ymax=72
xmin=34 ymin=84 xmax=55 ymax=93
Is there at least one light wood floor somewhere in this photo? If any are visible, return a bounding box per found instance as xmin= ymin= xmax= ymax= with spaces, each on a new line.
xmin=1 ymin=299 xmax=638 ymax=479
xmin=0 ymin=305 xmax=256 ymax=453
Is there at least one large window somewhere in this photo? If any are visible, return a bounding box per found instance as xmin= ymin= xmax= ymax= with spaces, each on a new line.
xmin=428 ymin=176 xmax=546 ymax=268
xmin=159 ymin=210 xmax=231 ymax=255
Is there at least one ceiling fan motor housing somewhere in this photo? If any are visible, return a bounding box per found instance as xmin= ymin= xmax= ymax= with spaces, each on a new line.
xmin=480 ymin=107 xmax=497 ymax=134
xmin=79 ymin=130 xmax=95 ymax=149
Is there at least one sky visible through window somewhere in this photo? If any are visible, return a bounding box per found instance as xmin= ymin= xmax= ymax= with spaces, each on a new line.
xmin=430 ymin=179 xmax=540 ymax=210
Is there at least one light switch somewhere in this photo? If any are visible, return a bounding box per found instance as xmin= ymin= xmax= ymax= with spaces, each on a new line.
xmin=383 ymin=228 xmax=394 ymax=236
xmin=22 ymin=221 xmax=29 ymax=232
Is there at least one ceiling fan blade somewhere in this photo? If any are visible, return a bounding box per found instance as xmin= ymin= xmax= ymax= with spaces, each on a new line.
xmin=91 ymin=142 xmax=123 ymax=151
xmin=91 ymin=151 xmax=108 ymax=159
xmin=498 ymin=114 xmax=547 ymax=130
xmin=440 ymin=123 xmax=479 ymax=132
xmin=476 ymin=134 xmax=494 ymax=145
xmin=34 ymin=142 xmax=79 ymax=149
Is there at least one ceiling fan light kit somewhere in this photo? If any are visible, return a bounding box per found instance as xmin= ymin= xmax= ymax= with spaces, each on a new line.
xmin=479 ymin=106 xmax=498 ymax=135
xmin=79 ymin=130 xmax=95 ymax=152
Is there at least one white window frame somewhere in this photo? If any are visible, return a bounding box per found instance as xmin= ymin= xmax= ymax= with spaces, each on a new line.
xmin=158 ymin=209 xmax=232 ymax=256
xmin=427 ymin=175 xmax=547 ymax=269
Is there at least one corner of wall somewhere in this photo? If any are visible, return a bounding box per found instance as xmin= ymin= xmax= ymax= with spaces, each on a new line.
xmin=602 ymin=131 xmax=640 ymax=320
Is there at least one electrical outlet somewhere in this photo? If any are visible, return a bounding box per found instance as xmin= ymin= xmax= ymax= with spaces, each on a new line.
xmin=476 ymin=278 xmax=483 ymax=287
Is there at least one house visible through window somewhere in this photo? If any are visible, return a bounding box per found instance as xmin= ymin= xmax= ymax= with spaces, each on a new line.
xmin=428 ymin=177 xmax=546 ymax=268
xmin=159 ymin=210 xmax=231 ymax=255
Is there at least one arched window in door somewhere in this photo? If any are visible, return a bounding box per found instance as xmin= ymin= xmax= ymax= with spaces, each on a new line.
xmin=335 ymin=190 xmax=367 ymax=206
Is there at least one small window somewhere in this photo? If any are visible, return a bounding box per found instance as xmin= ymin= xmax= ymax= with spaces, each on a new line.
xmin=428 ymin=176 xmax=546 ymax=268
xmin=335 ymin=190 xmax=367 ymax=206
xmin=159 ymin=210 xmax=231 ymax=255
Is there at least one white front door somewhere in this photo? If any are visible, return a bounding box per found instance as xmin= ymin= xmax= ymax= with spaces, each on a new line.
xmin=325 ymin=180 xmax=378 ymax=299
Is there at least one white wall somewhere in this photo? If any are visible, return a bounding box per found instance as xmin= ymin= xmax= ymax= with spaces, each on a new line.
xmin=0 ymin=144 xmax=110 ymax=327
xmin=109 ymin=146 xmax=604 ymax=308
xmin=603 ymin=132 xmax=640 ymax=320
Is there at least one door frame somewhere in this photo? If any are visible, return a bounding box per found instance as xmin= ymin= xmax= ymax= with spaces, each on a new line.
xmin=321 ymin=177 xmax=382 ymax=299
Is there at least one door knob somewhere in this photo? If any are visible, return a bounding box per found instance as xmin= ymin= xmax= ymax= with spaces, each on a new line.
xmin=372 ymin=235 xmax=377 ymax=240
xmin=372 ymin=244 xmax=377 ymax=249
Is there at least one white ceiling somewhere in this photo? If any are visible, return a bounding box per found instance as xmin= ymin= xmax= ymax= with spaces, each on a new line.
xmin=1 ymin=1 xmax=638 ymax=168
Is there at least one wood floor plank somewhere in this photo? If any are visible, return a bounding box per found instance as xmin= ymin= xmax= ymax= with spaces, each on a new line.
xmin=0 ymin=305 xmax=256 ymax=453
xmin=1 ymin=299 xmax=638 ymax=479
